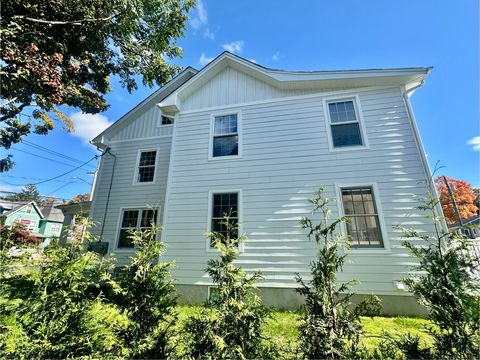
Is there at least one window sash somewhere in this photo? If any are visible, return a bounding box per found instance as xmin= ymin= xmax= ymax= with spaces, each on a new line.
xmin=341 ymin=187 xmax=383 ymax=248
xmin=210 ymin=192 xmax=238 ymax=247
xmin=136 ymin=151 xmax=156 ymax=183
xmin=118 ymin=209 xmax=157 ymax=248
xmin=327 ymin=100 xmax=363 ymax=148
xmin=212 ymin=114 xmax=238 ymax=157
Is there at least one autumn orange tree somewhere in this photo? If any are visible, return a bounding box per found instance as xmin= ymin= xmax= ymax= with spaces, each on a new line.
xmin=434 ymin=176 xmax=478 ymax=224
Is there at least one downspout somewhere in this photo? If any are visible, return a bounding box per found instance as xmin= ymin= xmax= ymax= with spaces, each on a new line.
xmin=99 ymin=147 xmax=116 ymax=239
xmin=401 ymin=84 xmax=448 ymax=232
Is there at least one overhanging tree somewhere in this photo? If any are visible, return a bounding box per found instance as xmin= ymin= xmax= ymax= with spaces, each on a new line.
xmin=0 ymin=0 xmax=195 ymax=171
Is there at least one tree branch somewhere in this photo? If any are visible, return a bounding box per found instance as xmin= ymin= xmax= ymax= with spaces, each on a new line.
xmin=11 ymin=14 xmax=117 ymax=26
xmin=0 ymin=103 xmax=28 ymax=122
xmin=0 ymin=97 xmax=18 ymax=108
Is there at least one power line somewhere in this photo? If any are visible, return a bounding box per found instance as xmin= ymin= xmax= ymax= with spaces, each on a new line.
xmin=0 ymin=155 xmax=98 ymax=186
xmin=2 ymin=175 xmax=74 ymax=183
xmin=11 ymin=147 xmax=90 ymax=168
xmin=22 ymin=140 xmax=97 ymax=169
xmin=45 ymin=182 xmax=75 ymax=196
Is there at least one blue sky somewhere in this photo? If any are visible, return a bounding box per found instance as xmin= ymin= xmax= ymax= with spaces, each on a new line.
xmin=1 ymin=0 xmax=478 ymax=200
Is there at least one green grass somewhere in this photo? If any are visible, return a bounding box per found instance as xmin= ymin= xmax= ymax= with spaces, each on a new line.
xmin=175 ymin=305 xmax=432 ymax=358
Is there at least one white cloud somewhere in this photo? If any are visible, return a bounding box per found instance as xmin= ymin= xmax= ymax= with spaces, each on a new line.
xmin=0 ymin=183 xmax=22 ymax=193
xmin=190 ymin=0 xmax=207 ymax=29
xmin=70 ymin=112 xmax=112 ymax=145
xmin=467 ymin=136 xmax=480 ymax=151
xmin=272 ymin=51 xmax=280 ymax=61
xmin=222 ymin=40 xmax=244 ymax=54
xmin=203 ymin=27 xmax=215 ymax=40
xmin=199 ymin=52 xmax=214 ymax=66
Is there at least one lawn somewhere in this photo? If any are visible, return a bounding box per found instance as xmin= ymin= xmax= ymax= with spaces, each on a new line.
xmin=176 ymin=305 xmax=432 ymax=358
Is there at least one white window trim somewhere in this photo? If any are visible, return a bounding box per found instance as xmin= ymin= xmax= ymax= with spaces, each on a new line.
xmin=206 ymin=189 xmax=244 ymax=253
xmin=323 ymin=95 xmax=369 ymax=152
xmin=132 ymin=148 xmax=160 ymax=185
xmin=335 ymin=182 xmax=390 ymax=254
xmin=208 ymin=109 xmax=242 ymax=161
xmin=114 ymin=206 xmax=161 ymax=251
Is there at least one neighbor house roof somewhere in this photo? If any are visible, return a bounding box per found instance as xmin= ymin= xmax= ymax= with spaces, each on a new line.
xmin=40 ymin=202 xmax=65 ymax=223
xmin=0 ymin=201 xmax=44 ymax=218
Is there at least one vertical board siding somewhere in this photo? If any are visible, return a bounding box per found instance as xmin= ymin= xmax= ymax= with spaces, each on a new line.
xmin=164 ymin=86 xmax=436 ymax=295
xmin=182 ymin=67 xmax=327 ymax=111
xmin=90 ymin=137 xmax=172 ymax=265
xmin=108 ymin=106 xmax=173 ymax=141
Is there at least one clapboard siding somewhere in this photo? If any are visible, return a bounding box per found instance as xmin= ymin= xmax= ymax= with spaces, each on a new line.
xmin=90 ymin=137 xmax=172 ymax=265
xmin=164 ymin=85 xmax=436 ymax=295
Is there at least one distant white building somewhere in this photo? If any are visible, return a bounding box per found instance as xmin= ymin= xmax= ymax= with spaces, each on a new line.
xmin=90 ymin=52 xmax=441 ymax=315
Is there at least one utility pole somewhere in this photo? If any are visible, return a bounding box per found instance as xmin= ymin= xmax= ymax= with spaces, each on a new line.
xmin=442 ymin=176 xmax=462 ymax=225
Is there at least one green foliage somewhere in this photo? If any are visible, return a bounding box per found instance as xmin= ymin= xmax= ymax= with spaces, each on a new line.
xmin=399 ymin=191 xmax=480 ymax=359
xmin=296 ymin=187 xmax=382 ymax=359
xmin=4 ymin=184 xmax=41 ymax=203
xmin=184 ymin=215 xmax=278 ymax=359
xmin=106 ymin=224 xmax=178 ymax=359
xmin=0 ymin=230 xmax=129 ymax=358
xmin=1 ymin=0 xmax=194 ymax=168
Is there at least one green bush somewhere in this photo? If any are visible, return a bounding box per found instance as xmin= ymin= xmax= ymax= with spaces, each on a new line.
xmin=106 ymin=224 xmax=178 ymax=359
xmin=0 ymin=234 xmax=129 ymax=358
xmin=296 ymin=187 xmax=381 ymax=359
xmin=399 ymin=195 xmax=480 ymax=359
xmin=183 ymin=215 xmax=278 ymax=359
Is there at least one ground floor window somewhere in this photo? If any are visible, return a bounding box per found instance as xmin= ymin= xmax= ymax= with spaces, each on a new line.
xmin=118 ymin=208 xmax=157 ymax=248
xmin=340 ymin=187 xmax=383 ymax=248
xmin=210 ymin=192 xmax=239 ymax=247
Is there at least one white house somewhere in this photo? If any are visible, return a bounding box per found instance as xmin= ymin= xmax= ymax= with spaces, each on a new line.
xmin=90 ymin=52 xmax=440 ymax=315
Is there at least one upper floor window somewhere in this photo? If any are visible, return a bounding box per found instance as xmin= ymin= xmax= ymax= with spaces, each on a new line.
xmin=212 ymin=114 xmax=239 ymax=157
xmin=25 ymin=205 xmax=32 ymax=214
xmin=326 ymin=100 xmax=363 ymax=148
xmin=341 ymin=187 xmax=383 ymax=248
xmin=161 ymin=115 xmax=174 ymax=125
xmin=210 ymin=192 xmax=238 ymax=247
xmin=135 ymin=150 xmax=157 ymax=183
xmin=118 ymin=208 xmax=157 ymax=248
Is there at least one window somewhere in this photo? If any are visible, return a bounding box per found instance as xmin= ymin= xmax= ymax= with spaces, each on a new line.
xmin=212 ymin=114 xmax=238 ymax=157
xmin=161 ymin=115 xmax=174 ymax=125
xmin=135 ymin=150 xmax=157 ymax=183
xmin=327 ymin=100 xmax=363 ymax=148
xmin=118 ymin=208 xmax=157 ymax=248
xmin=210 ymin=192 xmax=238 ymax=247
xmin=51 ymin=223 xmax=62 ymax=233
xmin=25 ymin=205 xmax=32 ymax=214
xmin=341 ymin=187 xmax=383 ymax=248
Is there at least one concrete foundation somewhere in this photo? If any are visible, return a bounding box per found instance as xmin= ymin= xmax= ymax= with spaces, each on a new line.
xmin=175 ymin=284 xmax=427 ymax=317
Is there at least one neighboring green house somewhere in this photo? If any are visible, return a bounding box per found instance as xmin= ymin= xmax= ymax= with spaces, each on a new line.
xmin=0 ymin=200 xmax=64 ymax=243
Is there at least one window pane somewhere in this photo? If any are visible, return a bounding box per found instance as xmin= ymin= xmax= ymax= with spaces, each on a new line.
xmin=118 ymin=229 xmax=134 ymax=248
xmin=213 ymin=193 xmax=238 ymax=217
xmin=122 ymin=210 xmax=139 ymax=227
xmin=213 ymin=135 xmax=238 ymax=157
xmin=214 ymin=114 xmax=237 ymax=135
xmin=211 ymin=218 xmax=238 ymax=246
xmin=140 ymin=209 xmax=157 ymax=227
xmin=341 ymin=188 xmax=383 ymax=247
xmin=161 ymin=116 xmax=174 ymax=125
xmin=139 ymin=151 xmax=156 ymax=166
xmin=328 ymin=101 xmax=357 ymax=123
xmin=331 ymin=123 xmax=362 ymax=147
xmin=138 ymin=166 xmax=155 ymax=182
